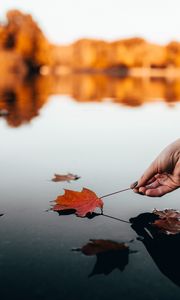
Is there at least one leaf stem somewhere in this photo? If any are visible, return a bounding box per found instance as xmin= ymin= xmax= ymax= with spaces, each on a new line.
xmin=100 ymin=182 xmax=138 ymax=199
xmin=100 ymin=188 xmax=131 ymax=198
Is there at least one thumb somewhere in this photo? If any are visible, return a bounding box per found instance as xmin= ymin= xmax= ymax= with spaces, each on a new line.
xmin=137 ymin=161 xmax=157 ymax=187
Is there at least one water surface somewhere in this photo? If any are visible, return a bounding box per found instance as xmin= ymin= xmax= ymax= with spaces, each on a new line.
xmin=0 ymin=79 xmax=180 ymax=300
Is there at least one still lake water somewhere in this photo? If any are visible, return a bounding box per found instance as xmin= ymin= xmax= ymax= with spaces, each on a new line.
xmin=0 ymin=82 xmax=180 ymax=300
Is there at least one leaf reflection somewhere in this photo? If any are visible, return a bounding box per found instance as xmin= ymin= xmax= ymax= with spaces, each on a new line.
xmin=73 ymin=239 xmax=130 ymax=277
xmin=89 ymin=246 xmax=129 ymax=277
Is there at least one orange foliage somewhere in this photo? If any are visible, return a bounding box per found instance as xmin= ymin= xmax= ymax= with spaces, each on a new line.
xmin=0 ymin=10 xmax=180 ymax=127
xmin=53 ymin=188 xmax=103 ymax=217
xmin=1 ymin=10 xmax=180 ymax=73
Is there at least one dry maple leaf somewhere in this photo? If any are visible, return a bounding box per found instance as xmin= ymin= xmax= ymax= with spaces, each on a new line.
xmin=152 ymin=209 xmax=180 ymax=235
xmin=153 ymin=209 xmax=180 ymax=219
xmin=53 ymin=188 xmax=103 ymax=217
xmin=51 ymin=173 xmax=80 ymax=182
xmin=77 ymin=239 xmax=128 ymax=255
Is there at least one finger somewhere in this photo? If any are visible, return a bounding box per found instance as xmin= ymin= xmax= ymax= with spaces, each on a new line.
xmin=133 ymin=188 xmax=139 ymax=193
xmin=137 ymin=162 xmax=157 ymax=188
xmin=133 ymin=187 xmax=146 ymax=195
xmin=146 ymin=176 xmax=158 ymax=185
xmin=133 ymin=177 xmax=158 ymax=194
xmin=138 ymin=187 xmax=146 ymax=194
xmin=130 ymin=181 xmax=138 ymax=189
xmin=145 ymin=185 xmax=173 ymax=197
xmin=138 ymin=180 xmax=161 ymax=194
xmin=145 ymin=180 xmax=161 ymax=190
xmin=132 ymin=174 xmax=157 ymax=190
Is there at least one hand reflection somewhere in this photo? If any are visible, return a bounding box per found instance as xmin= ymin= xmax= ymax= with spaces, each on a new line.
xmin=130 ymin=212 xmax=180 ymax=287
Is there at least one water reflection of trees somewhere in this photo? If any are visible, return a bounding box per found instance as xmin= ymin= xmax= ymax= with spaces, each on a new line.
xmin=0 ymin=74 xmax=180 ymax=127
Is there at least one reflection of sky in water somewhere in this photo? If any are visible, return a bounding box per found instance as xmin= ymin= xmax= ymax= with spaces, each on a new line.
xmin=0 ymin=97 xmax=179 ymax=185
xmin=0 ymin=97 xmax=180 ymax=299
xmin=0 ymin=97 xmax=179 ymax=210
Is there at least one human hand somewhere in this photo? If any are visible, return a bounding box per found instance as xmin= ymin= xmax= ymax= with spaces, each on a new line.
xmin=131 ymin=139 xmax=180 ymax=197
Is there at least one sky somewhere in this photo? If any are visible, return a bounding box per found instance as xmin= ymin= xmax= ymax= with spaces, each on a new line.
xmin=1 ymin=0 xmax=180 ymax=44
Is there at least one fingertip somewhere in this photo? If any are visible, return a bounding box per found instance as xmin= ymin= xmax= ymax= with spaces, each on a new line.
xmin=136 ymin=175 xmax=146 ymax=187
xmin=145 ymin=189 xmax=162 ymax=197
xmin=139 ymin=187 xmax=146 ymax=194
xmin=130 ymin=181 xmax=138 ymax=189
xmin=145 ymin=189 xmax=154 ymax=197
